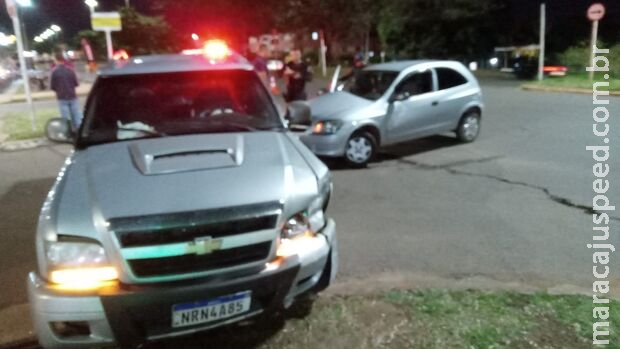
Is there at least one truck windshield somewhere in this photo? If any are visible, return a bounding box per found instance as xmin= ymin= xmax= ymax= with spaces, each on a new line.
xmin=78 ymin=70 xmax=283 ymax=147
xmin=342 ymin=70 xmax=399 ymax=100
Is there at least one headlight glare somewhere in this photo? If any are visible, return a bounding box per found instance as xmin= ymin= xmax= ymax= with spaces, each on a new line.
xmin=44 ymin=240 xmax=118 ymax=288
xmin=312 ymin=120 xmax=342 ymax=134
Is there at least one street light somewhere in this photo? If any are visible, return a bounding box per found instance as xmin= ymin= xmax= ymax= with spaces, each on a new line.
xmin=85 ymin=0 xmax=98 ymax=14
xmin=15 ymin=0 xmax=32 ymax=7
xmin=51 ymin=25 xmax=61 ymax=32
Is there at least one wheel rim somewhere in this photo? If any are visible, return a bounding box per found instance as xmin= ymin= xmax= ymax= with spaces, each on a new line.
xmin=462 ymin=115 xmax=480 ymax=140
xmin=346 ymin=136 xmax=373 ymax=163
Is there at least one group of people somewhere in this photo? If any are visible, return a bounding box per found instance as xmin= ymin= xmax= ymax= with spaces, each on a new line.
xmin=252 ymin=44 xmax=312 ymax=102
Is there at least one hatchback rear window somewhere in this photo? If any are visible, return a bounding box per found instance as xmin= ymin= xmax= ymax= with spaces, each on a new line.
xmin=436 ymin=68 xmax=468 ymax=90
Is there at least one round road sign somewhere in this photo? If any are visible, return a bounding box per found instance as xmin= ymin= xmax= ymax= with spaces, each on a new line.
xmin=588 ymin=3 xmax=605 ymax=21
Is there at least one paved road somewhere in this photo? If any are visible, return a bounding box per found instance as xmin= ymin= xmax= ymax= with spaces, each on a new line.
xmin=0 ymin=76 xmax=618 ymax=344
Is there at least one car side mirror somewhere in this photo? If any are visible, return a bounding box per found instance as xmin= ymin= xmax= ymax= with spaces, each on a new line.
xmin=286 ymin=101 xmax=312 ymax=126
xmin=45 ymin=117 xmax=73 ymax=143
xmin=390 ymin=91 xmax=409 ymax=103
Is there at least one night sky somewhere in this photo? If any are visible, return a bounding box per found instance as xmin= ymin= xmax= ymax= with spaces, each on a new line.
xmin=0 ymin=0 xmax=618 ymax=49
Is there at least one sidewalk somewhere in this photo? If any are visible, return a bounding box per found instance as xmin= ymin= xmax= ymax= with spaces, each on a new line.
xmin=0 ymin=83 xmax=92 ymax=105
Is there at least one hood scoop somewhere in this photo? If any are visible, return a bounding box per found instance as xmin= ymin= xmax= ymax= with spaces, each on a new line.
xmin=129 ymin=135 xmax=244 ymax=175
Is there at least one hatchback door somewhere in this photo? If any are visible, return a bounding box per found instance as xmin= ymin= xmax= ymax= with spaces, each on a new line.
xmin=385 ymin=69 xmax=438 ymax=143
xmin=430 ymin=67 xmax=478 ymax=131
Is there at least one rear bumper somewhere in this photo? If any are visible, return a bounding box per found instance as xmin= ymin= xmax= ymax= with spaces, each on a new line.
xmin=29 ymin=219 xmax=336 ymax=349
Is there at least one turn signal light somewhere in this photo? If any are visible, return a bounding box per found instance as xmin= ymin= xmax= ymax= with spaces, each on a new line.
xmin=50 ymin=267 xmax=118 ymax=290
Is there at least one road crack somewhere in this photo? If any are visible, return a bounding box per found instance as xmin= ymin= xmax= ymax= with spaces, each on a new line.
xmin=395 ymin=157 xmax=620 ymax=222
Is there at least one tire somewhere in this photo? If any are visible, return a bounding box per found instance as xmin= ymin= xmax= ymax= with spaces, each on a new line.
xmin=344 ymin=131 xmax=377 ymax=168
xmin=456 ymin=111 xmax=481 ymax=143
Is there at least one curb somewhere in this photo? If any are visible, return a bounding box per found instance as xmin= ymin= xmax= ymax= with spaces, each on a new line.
xmin=522 ymin=84 xmax=620 ymax=96
xmin=0 ymin=138 xmax=50 ymax=152
xmin=0 ymin=87 xmax=92 ymax=105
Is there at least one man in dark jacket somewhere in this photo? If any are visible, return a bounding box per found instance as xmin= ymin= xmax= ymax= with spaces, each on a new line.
xmin=284 ymin=49 xmax=309 ymax=102
xmin=50 ymin=49 xmax=83 ymax=131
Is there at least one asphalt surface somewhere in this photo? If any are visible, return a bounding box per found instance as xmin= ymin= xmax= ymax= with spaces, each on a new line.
xmin=0 ymin=75 xmax=619 ymax=345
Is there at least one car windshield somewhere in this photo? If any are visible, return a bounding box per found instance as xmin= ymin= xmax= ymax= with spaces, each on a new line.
xmin=342 ymin=70 xmax=399 ymax=100
xmin=78 ymin=70 xmax=283 ymax=147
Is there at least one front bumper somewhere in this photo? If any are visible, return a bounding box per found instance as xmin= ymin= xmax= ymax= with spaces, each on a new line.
xmin=29 ymin=219 xmax=337 ymax=349
xmin=299 ymin=132 xmax=348 ymax=158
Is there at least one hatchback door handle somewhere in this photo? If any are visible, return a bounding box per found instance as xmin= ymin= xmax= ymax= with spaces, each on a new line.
xmin=431 ymin=101 xmax=439 ymax=106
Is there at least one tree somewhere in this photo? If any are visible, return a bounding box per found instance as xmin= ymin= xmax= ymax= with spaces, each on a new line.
xmin=378 ymin=0 xmax=508 ymax=61
xmin=112 ymin=6 xmax=177 ymax=55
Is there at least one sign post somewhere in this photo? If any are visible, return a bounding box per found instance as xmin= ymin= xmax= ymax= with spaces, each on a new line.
xmin=319 ymin=30 xmax=327 ymax=77
xmin=5 ymin=0 xmax=36 ymax=131
xmin=91 ymin=12 xmax=122 ymax=61
xmin=587 ymin=3 xmax=605 ymax=81
xmin=537 ymin=3 xmax=546 ymax=81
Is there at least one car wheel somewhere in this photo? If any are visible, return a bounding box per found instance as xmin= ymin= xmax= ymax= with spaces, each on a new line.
xmin=344 ymin=132 xmax=376 ymax=168
xmin=456 ymin=111 xmax=481 ymax=143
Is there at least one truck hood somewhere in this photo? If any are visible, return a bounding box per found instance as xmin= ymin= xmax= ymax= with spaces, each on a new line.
xmin=308 ymin=91 xmax=374 ymax=120
xmin=52 ymin=132 xmax=321 ymax=240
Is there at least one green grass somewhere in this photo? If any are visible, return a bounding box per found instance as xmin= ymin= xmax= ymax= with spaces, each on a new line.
xmin=172 ymin=289 xmax=619 ymax=348
xmin=527 ymin=72 xmax=620 ymax=91
xmin=1 ymin=108 xmax=57 ymax=141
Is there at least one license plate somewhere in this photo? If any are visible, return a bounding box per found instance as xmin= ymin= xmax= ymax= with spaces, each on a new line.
xmin=171 ymin=291 xmax=251 ymax=328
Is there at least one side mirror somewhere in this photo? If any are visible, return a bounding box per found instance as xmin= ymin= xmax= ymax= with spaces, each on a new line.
xmin=287 ymin=101 xmax=312 ymax=126
xmin=45 ymin=117 xmax=73 ymax=143
xmin=389 ymin=92 xmax=409 ymax=103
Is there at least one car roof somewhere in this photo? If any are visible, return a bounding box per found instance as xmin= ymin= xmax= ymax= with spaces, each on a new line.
xmin=364 ymin=60 xmax=465 ymax=72
xmin=99 ymin=53 xmax=254 ymax=77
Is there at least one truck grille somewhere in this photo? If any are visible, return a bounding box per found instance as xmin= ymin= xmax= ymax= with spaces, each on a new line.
xmin=128 ymin=241 xmax=272 ymax=277
xmin=107 ymin=202 xmax=281 ymax=278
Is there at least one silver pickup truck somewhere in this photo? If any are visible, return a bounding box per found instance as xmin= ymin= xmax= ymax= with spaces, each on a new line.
xmin=29 ymin=46 xmax=337 ymax=348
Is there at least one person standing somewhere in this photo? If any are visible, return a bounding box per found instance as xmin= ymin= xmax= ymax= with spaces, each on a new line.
xmin=252 ymin=44 xmax=271 ymax=89
xmin=284 ymin=49 xmax=309 ymax=102
xmin=50 ymin=49 xmax=83 ymax=132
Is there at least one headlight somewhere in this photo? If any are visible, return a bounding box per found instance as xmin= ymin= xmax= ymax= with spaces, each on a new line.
xmin=281 ymin=212 xmax=313 ymax=240
xmin=45 ymin=240 xmax=118 ymax=289
xmin=312 ymin=120 xmax=343 ymax=134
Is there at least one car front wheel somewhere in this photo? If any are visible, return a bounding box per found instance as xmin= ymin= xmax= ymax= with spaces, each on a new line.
xmin=344 ymin=132 xmax=376 ymax=168
xmin=456 ymin=111 xmax=481 ymax=143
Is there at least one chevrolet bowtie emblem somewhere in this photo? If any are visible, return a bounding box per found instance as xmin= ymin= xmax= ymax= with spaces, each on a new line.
xmin=187 ymin=237 xmax=223 ymax=255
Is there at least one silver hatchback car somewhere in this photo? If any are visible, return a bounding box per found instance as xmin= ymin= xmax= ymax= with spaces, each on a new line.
xmin=300 ymin=60 xmax=484 ymax=167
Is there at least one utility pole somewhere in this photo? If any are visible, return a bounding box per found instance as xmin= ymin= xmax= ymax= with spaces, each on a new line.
xmin=537 ymin=3 xmax=546 ymax=82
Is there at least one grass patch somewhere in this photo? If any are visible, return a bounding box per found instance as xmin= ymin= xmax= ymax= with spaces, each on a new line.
xmin=1 ymin=108 xmax=57 ymax=141
xmin=158 ymin=289 xmax=616 ymax=349
xmin=526 ymin=72 xmax=620 ymax=91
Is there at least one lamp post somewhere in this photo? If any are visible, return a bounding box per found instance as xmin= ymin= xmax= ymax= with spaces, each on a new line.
xmin=85 ymin=0 xmax=98 ymax=15
xmin=6 ymin=0 xmax=36 ymax=131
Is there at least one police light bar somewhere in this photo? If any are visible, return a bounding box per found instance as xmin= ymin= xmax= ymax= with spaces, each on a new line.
xmin=203 ymin=40 xmax=230 ymax=60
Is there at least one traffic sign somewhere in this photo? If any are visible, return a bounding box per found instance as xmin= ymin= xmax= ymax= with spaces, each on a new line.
xmin=92 ymin=12 xmax=122 ymax=31
xmin=5 ymin=0 xmax=17 ymax=18
xmin=588 ymin=3 xmax=605 ymax=21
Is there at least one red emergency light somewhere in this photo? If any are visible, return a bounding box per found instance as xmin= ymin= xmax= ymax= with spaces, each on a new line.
xmin=181 ymin=40 xmax=231 ymax=62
